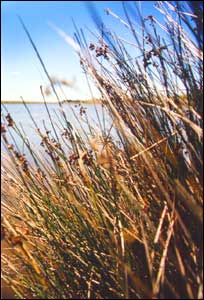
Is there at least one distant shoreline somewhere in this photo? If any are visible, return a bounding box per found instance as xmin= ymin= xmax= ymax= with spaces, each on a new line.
xmin=1 ymin=99 xmax=101 ymax=104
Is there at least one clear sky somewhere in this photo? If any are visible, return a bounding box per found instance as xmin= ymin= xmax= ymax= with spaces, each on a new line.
xmin=1 ymin=1 xmax=166 ymax=101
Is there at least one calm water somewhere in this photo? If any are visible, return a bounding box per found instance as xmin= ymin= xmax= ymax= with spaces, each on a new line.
xmin=1 ymin=103 xmax=115 ymax=161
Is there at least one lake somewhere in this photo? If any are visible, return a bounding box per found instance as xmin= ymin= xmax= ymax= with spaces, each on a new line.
xmin=1 ymin=103 xmax=115 ymax=162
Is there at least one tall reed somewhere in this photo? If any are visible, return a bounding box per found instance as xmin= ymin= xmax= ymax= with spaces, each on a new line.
xmin=1 ymin=2 xmax=203 ymax=299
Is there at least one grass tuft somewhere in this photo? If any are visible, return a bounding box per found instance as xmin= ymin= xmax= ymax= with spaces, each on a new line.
xmin=1 ymin=2 xmax=203 ymax=299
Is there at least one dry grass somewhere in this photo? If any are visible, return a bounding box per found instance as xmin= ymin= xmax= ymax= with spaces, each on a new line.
xmin=1 ymin=2 xmax=203 ymax=299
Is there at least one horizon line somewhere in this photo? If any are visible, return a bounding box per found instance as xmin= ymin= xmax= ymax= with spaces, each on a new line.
xmin=1 ymin=99 xmax=101 ymax=104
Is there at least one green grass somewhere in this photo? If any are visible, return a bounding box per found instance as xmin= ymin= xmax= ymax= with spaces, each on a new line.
xmin=1 ymin=2 xmax=203 ymax=299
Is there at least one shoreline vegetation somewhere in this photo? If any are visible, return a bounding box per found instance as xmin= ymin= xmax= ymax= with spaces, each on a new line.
xmin=1 ymin=2 xmax=203 ymax=300
xmin=1 ymin=99 xmax=102 ymax=104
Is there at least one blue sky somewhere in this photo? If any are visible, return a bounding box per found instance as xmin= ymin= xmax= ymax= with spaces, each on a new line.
xmin=2 ymin=1 xmax=164 ymax=101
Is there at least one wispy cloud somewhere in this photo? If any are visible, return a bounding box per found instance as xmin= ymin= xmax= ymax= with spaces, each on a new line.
xmin=48 ymin=22 xmax=81 ymax=53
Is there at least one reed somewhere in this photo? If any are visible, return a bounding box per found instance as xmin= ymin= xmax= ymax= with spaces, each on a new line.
xmin=1 ymin=2 xmax=203 ymax=299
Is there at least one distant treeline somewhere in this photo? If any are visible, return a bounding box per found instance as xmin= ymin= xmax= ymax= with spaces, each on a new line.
xmin=1 ymin=99 xmax=101 ymax=104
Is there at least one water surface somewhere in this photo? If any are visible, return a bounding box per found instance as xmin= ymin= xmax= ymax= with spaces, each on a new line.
xmin=1 ymin=103 xmax=114 ymax=162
